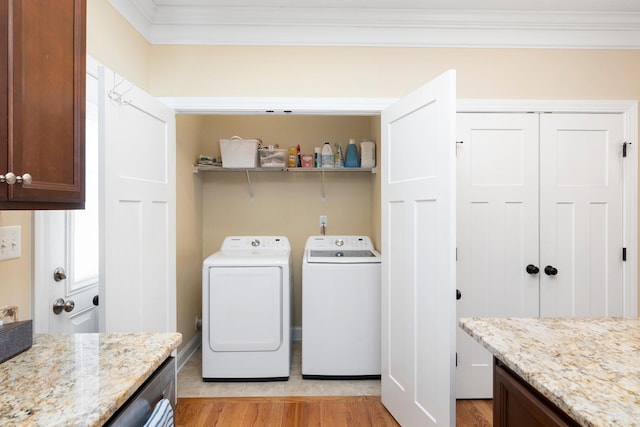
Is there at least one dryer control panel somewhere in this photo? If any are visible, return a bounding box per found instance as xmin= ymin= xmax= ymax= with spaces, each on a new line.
xmin=221 ymin=236 xmax=291 ymax=250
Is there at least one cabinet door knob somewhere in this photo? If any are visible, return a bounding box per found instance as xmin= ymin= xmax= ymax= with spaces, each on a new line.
xmin=544 ymin=265 xmax=558 ymax=276
xmin=16 ymin=173 xmax=32 ymax=185
xmin=0 ymin=172 xmax=32 ymax=185
xmin=526 ymin=264 xmax=539 ymax=275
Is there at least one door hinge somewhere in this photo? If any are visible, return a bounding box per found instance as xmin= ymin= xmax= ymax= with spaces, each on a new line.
xmin=623 ymin=247 xmax=627 ymax=261
xmin=623 ymin=142 xmax=632 ymax=158
xmin=456 ymin=352 xmax=458 ymax=367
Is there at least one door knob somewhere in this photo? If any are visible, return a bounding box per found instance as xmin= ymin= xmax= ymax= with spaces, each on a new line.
xmin=544 ymin=265 xmax=558 ymax=276
xmin=525 ymin=264 xmax=539 ymax=275
xmin=53 ymin=267 xmax=67 ymax=282
xmin=456 ymin=289 xmax=462 ymax=300
xmin=93 ymin=295 xmax=99 ymax=306
xmin=52 ymin=298 xmax=75 ymax=315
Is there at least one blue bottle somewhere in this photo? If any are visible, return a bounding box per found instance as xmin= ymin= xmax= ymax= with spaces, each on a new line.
xmin=344 ymin=138 xmax=360 ymax=168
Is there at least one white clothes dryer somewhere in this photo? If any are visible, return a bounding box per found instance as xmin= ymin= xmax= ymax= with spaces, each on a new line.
xmin=302 ymin=235 xmax=381 ymax=379
xmin=202 ymin=236 xmax=292 ymax=381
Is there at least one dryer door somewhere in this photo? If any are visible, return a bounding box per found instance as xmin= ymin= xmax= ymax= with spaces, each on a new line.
xmin=208 ymin=266 xmax=283 ymax=352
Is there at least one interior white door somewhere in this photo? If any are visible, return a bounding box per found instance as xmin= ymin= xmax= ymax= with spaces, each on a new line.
xmin=99 ymin=66 xmax=177 ymax=333
xmin=381 ymin=70 xmax=456 ymax=427
xmin=539 ymin=113 xmax=625 ymax=317
xmin=455 ymin=110 xmax=629 ymax=399
xmin=33 ymin=59 xmax=100 ymax=334
xmin=455 ymin=113 xmax=540 ymax=398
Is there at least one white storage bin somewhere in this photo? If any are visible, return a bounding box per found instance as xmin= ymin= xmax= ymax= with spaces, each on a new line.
xmin=219 ymin=136 xmax=259 ymax=168
xmin=259 ymin=148 xmax=287 ymax=167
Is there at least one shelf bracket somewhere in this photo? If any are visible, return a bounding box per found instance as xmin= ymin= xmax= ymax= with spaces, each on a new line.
xmin=245 ymin=170 xmax=255 ymax=200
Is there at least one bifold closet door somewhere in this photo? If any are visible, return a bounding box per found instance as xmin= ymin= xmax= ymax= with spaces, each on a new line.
xmin=539 ymin=113 xmax=625 ymax=317
xmin=455 ymin=113 xmax=540 ymax=399
xmin=456 ymin=111 xmax=627 ymax=399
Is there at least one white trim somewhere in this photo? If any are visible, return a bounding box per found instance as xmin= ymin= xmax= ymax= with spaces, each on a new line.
xmin=176 ymin=332 xmax=201 ymax=373
xmin=159 ymin=97 xmax=395 ymax=115
xmin=457 ymin=99 xmax=639 ymax=114
xmin=108 ymin=1 xmax=640 ymax=49
xmin=32 ymin=212 xmax=49 ymax=333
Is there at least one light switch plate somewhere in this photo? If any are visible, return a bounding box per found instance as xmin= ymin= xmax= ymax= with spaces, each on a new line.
xmin=0 ymin=226 xmax=21 ymax=261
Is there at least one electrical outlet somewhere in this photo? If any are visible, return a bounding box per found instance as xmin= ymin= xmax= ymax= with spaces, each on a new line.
xmin=319 ymin=215 xmax=327 ymax=227
xmin=0 ymin=226 xmax=21 ymax=261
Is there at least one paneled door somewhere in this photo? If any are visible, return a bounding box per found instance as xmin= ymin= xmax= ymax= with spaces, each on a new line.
xmin=456 ymin=111 xmax=628 ymax=399
xmin=456 ymin=113 xmax=540 ymax=398
xmin=381 ymin=70 xmax=457 ymax=426
xmin=539 ymin=113 xmax=624 ymax=317
xmin=99 ymin=65 xmax=176 ymax=333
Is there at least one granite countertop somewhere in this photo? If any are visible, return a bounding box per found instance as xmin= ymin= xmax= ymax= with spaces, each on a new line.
xmin=0 ymin=332 xmax=182 ymax=427
xmin=459 ymin=317 xmax=640 ymax=427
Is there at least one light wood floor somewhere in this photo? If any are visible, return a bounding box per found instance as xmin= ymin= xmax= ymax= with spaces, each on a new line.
xmin=175 ymin=396 xmax=492 ymax=426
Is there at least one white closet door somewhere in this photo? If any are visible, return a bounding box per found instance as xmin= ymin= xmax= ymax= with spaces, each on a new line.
xmin=381 ymin=70 xmax=456 ymax=427
xmin=539 ymin=113 xmax=625 ymax=317
xmin=456 ymin=113 xmax=540 ymax=399
xmin=100 ymin=66 xmax=177 ymax=333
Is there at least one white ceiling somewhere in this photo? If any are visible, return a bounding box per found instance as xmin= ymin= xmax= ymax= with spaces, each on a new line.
xmin=108 ymin=0 xmax=640 ymax=48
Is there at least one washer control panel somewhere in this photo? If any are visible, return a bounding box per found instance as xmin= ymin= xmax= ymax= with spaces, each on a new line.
xmin=305 ymin=236 xmax=380 ymax=262
xmin=306 ymin=236 xmax=375 ymax=251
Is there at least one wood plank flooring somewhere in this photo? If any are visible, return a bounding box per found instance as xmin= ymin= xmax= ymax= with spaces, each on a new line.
xmin=456 ymin=399 xmax=493 ymax=427
xmin=174 ymin=396 xmax=493 ymax=426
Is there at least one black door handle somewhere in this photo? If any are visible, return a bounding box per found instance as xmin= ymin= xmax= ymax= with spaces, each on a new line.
xmin=456 ymin=289 xmax=461 ymax=300
xmin=525 ymin=264 xmax=539 ymax=275
xmin=93 ymin=295 xmax=99 ymax=306
xmin=544 ymin=265 xmax=558 ymax=276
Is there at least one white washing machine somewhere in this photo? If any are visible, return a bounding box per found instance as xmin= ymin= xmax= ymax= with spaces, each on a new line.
xmin=202 ymin=236 xmax=292 ymax=381
xmin=302 ymin=235 xmax=381 ymax=378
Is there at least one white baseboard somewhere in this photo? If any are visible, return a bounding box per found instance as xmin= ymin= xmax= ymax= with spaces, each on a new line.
xmin=177 ymin=332 xmax=201 ymax=373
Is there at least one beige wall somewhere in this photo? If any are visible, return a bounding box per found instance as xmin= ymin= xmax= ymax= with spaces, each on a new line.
xmin=194 ymin=115 xmax=376 ymax=326
xmin=0 ymin=212 xmax=32 ymax=320
xmin=148 ymin=46 xmax=640 ymax=100
xmin=87 ymin=0 xmax=151 ymax=91
xmin=176 ymin=116 xmax=204 ymax=345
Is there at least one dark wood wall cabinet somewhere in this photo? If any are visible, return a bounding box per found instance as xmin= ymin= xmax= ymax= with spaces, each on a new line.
xmin=493 ymin=358 xmax=581 ymax=427
xmin=0 ymin=0 xmax=86 ymax=210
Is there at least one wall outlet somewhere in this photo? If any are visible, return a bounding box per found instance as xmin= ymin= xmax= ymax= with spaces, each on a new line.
xmin=319 ymin=215 xmax=327 ymax=227
xmin=0 ymin=226 xmax=21 ymax=261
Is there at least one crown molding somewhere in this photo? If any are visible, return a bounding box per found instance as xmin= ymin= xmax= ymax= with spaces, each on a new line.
xmin=109 ymin=0 xmax=640 ymax=48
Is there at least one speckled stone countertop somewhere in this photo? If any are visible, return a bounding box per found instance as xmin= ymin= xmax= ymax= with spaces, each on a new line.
xmin=459 ymin=317 xmax=640 ymax=427
xmin=0 ymin=332 xmax=182 ymax=426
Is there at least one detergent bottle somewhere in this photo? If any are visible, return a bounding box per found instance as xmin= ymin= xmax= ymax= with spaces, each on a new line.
xmin=344 ymin=138 xmax=360 ymax=168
